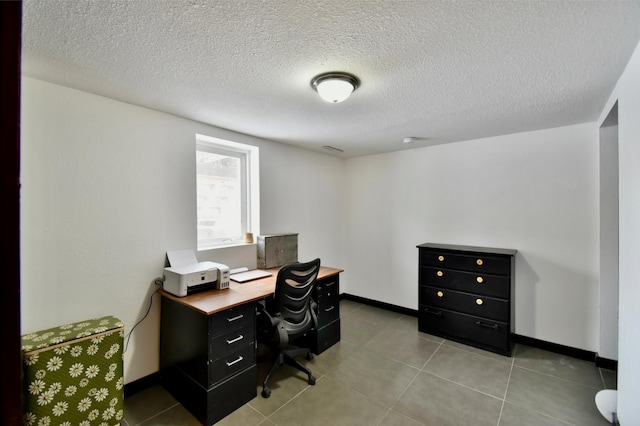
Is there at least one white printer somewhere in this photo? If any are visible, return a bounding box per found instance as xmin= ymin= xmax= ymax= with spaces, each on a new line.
xmin=163 ymin=250 xmax=230 ymax=297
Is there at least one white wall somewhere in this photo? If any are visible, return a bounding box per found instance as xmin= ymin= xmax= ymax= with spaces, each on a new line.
xmin=599 ymin=39 xmax=640 ymax=425
xmin=598 ymin=118 xmax=619 ymax=361
xmin=20 ymin=77 xmax=345 ymax=383
xmin=343 ymin=124 xmax=600 ymax=351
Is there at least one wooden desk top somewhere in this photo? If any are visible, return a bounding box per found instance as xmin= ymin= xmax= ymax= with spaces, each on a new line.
xmin=159 ymin=266 xmax=344 ymax=315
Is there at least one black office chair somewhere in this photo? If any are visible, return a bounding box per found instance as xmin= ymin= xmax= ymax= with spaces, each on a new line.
xmin=257 ymin=258 xmax=321 ymax=398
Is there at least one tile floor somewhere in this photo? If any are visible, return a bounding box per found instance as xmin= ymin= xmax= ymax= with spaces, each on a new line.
xmin=123 ymin=300 xmax=617 ymax=426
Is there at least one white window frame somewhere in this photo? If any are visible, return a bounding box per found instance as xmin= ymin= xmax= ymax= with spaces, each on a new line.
xmin=196 ymin=134 xmax=259 ymax=250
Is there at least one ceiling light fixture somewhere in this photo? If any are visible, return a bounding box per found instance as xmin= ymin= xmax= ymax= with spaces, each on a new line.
xmin=311 ymin=72 xmax=360 ymax=103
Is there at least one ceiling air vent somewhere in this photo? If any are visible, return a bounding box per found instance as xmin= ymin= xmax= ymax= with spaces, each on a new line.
xmin=322 ymin=145 xmax=344 ymax=153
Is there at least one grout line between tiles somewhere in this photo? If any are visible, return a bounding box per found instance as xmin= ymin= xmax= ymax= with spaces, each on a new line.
xmin=511 ymin=364 xmax=604 ymax=389
xmin=264 ymin=379 xmax=317 ymax=421
xmin=379 ymin=339 xmax=445 ymax=426
xmin=496 ymin=355 xmax=515 ymax=425
xmin=420 ymin=370 xmax=505 ymax=402
xmin=128 ymin=402 xmax=181 ymax=426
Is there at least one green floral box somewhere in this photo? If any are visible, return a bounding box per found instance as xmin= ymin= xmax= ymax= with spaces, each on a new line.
xmin=21 ymin=316 xmax=125 ymax=426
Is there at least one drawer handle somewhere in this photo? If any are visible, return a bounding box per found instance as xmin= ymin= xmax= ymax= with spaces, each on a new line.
xmin=424 ymin=308 xmax=443 ymax=316
xmin=226 ymin=356 xmax=244 ymax=367
xmin=476 ymin=259 xmax=484 ymax=266
xmin=436 ymin=271 xmax=444 ymax=277
xmin=226 ymin=335 xmax=244 ymax=344
xmin=475 ymin=321 xmax=498 ymax=330
xmin=226 ymin=314 xmax=244 ymax=323
xmin=476 ymin=277 xmax=484 ymax=284
xmin=436 ymin=291 xmax=444 ymax=298
xmin=476 ymin=298 xmax=484 ymax=305
xmin=324 ymin=305 xmax=336 ymax=312
xmin=438 ymin=255 xmax=445 ymax=262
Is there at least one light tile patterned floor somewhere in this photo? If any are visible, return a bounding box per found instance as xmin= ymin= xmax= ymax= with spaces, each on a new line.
xmin=123 ymin=300 xmax=616 ymax=426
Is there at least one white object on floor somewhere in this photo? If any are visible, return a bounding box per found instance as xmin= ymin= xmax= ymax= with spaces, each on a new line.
xmin=595 ymin=389 xmax=617 ymax=423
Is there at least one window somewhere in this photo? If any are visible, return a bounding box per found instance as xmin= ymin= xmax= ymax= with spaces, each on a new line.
xmin=196 ymin=134 xmax=259 ymax=249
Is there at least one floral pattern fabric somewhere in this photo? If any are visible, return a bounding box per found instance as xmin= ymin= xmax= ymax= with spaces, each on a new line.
xmin=21 ymin=316 xmax=124 ymax=426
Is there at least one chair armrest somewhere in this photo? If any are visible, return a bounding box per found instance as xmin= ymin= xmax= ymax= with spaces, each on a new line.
xmin=257 ymin=300 xmax=281 ymax=328
xmin=310 ymin=300 xmax=319 ymax=330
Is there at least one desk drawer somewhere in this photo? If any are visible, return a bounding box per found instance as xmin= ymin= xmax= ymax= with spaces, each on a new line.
xmin=420 ymin=250 xmax=511 ymax=275
xmin=209 ymin=344 xmax=255 ymax=385
xmin=211 ymin=324 xmax=255 ymax=356
xmin=317 ymin=276 xmax=339 ymax=298
xmin=162 ymin=364 xmax=257 ymax=426
xmin=420 ymin=286 xmax=508 ymax=321
xmin=420 ymin=266 xmax=510 ymax=299
xmin=301 ymin=318 xmax=340 ymax=355
xmin=209 ymin=302 xmax=255 ymax=337
xmin=316 ymin=292 xmax=339 ymax=326
xmin=314 ymin=319 xmax=340 ymax=354
xmin=316 ymin=275 xmax=340 ymax=327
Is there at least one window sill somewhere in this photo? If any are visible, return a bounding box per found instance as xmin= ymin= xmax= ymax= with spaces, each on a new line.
xmin=198 ymin=241 xmax=256 ymax=251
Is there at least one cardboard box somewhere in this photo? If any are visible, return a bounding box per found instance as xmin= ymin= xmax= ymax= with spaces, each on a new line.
xmin=257 ymin=233 xmax=298 ymax=269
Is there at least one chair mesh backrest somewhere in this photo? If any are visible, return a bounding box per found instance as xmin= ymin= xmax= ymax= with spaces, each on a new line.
xmin=273 ymin=258 xmax=321 ymax=337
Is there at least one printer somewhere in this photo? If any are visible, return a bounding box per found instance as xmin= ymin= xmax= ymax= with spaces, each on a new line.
xmin=163 ymin=249 xmax=230 ymax=297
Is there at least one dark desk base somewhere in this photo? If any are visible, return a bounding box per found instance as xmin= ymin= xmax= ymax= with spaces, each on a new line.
xmin=161 ymin=365 xmax=257 ymax=426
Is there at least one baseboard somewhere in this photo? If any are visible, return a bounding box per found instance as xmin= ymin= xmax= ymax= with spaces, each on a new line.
xmin=127 ymin=294 xmax=614 ymax=398
xmin=340 ymin=293 xmax=418 ymax=317
xmin=341 ymin=293 xmax=614 ymax=368
xmin=596 ymin=356 xmax=618 ymax=371
xmin=124 ymin=371 xmax=161 ymax=398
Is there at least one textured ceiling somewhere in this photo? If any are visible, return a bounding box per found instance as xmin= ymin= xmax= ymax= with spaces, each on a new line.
xmin=21 ymin=0 xmax=640 ymax=158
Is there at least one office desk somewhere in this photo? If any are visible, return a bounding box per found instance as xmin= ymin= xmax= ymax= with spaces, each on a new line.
xmin=159 ymin=266 xmax=343 ymax=425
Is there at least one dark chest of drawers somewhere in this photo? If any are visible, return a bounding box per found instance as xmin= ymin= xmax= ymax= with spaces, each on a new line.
xmin=417 ymin=243 xmax=517 ymax=356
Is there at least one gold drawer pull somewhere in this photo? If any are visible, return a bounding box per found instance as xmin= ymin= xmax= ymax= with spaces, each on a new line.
xmin=476 ymin=277 xmax=484 ymax=284
xmin=437 ymin=291 xmax=444 ymax=298
xmin=476 ymin=298 xmax=484 ymax=305
xmin=436 ymin=271 xmax=444 ymax=277
xmin=438 ymin=255 xmax=445 ymax=262
xmin=476 ymin=259 xmax=484 ymax=266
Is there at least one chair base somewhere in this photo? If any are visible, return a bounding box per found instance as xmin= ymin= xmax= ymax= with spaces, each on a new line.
xmin=261 ymin=347 xmax=316 ymax=398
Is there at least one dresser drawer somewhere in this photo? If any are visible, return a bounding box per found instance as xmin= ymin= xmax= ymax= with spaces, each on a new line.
xmin=209 ymin=344 xmax=255 ymax=385
xmin=420 ymin=266 xmax=510 ymax=299
xmin=418 ymin=306 xmax=509 ymax=353
xmin=420 ymin=286 xmax=508 ymax=321
xmin=420 ymin=250 xmax=511 ymax=275
xmin=209 ymin=302 xmax=255 ymax=337
xmin=211 ymin=324 xmax=255 ymax=355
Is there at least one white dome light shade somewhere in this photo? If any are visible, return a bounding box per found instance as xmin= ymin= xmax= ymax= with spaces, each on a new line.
xmin=311 ymin=72 xmax=360 ymax=103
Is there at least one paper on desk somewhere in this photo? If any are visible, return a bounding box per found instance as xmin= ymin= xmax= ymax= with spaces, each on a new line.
xmin=166 ymin=249 xmax=199 ymax=267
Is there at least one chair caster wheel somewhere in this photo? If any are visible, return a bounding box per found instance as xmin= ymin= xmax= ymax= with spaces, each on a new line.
xmin=308 ymin=375 xmax=316 ymax=385
xmin=306 ymin=352 xmax=314 ymax=361
xmin=261 ymin=387 xmax=271 ymax=398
